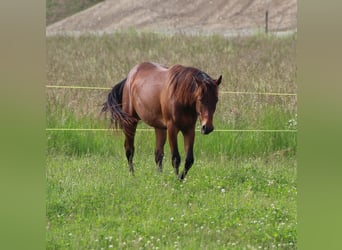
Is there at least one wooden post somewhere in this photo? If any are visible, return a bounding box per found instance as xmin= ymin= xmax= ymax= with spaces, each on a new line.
xmin=265 ymin=10 xmax=269 ymax=33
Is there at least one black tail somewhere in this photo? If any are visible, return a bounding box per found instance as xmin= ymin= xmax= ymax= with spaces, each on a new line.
xmin=102 ymin=78 xmax=137 ymax=129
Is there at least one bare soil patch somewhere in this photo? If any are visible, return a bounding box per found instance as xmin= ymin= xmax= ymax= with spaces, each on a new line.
xmin=46 ymin=0 xmax=297 ymax=35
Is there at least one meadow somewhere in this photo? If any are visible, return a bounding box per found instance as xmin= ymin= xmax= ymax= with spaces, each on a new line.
xmin=46 ymin=31 xmax=297 ymax=249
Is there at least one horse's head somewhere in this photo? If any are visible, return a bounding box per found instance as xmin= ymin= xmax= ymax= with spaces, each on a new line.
xmin=195 ymin=73 xmax=222 ymax=134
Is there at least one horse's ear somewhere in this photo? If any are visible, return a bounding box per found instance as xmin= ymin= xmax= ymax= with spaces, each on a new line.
xmin=216 ymin=75 xmax=222 ymax=86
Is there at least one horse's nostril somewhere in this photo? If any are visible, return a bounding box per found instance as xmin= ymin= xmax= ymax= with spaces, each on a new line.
xmin=201 ymin=125 xmax=206 ymax=134
xmin=201 ymin=125 xmax=214 ymax=134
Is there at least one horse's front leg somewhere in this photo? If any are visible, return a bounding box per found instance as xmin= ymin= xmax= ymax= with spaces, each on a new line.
xmin=154 ymin=128 xmax=167 ymax=172
xmin=179 ymin=128 xmax=195 ymax=180
xmin=167 ymin=124 xmax=181 ymax=176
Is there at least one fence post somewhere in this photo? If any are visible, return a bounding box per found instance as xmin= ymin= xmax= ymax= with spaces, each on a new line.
xmin=265 ymin=10 xmax=269 ymax=33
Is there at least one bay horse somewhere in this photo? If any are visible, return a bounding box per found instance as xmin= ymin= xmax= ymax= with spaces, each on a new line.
xmin=102 ymin=62 xmax=222 ymax=180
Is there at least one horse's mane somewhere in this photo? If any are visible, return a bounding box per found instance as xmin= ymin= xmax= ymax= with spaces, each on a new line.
xmin=167 ymin=65 xmax=211 ymax=105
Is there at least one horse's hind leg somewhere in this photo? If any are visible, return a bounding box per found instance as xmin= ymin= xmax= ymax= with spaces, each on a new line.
xmin=154 ymin=128 xmax=167 ymax=172
xmin=124 ymin=124 xmax=137 ymax=175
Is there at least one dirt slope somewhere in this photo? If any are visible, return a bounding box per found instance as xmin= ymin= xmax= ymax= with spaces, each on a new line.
xmin=46 ymin=0 xmax=297 ymax=35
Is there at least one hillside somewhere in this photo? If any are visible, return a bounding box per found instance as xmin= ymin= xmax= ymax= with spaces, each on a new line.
xmin=46 ymin=0 xmax=103 ymax=25
xmin=46 ymin=0 xmax=297 ymax=36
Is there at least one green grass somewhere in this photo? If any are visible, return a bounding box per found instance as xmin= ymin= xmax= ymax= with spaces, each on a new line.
xmin=47 ymin=154 xmax=296 ymax=249
xmin=46 ymin=31 xmax=297 ymax=249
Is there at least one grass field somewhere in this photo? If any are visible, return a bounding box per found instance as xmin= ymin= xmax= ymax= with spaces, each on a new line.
xmin=46 ymin=31 xmax=297 ymax=249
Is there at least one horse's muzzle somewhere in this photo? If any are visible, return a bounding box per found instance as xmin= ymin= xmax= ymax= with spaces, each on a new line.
xmin=201 ymin=125 xmax=214 ymax=135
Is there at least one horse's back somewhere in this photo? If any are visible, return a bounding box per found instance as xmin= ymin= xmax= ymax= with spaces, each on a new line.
xmin=123 ymin=62 xmax=169 ymax=128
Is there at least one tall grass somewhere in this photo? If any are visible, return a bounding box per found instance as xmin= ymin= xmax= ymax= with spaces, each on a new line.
xmin=46 ymin=31 xmax=297 ymax=249
xmin=46 ymin=31 xmax=297 ymax=155
xmin=46 ymin=31 xmax=296 ymax=91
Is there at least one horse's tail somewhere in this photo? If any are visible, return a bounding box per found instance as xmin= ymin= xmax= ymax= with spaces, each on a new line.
xmin=101 ymin=78 xmax=138 ymax=130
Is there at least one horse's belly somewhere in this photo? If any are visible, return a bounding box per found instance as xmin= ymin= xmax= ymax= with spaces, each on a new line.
xmin=144 ymin=117 xmax=166 ymax=129
xmin=129 ymin=70 xmax=168 ymax=129
xmin=137 ymin=110 xmax=166 ymax=129
xmin=133 ymin=98 xmax=166 ymax=129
